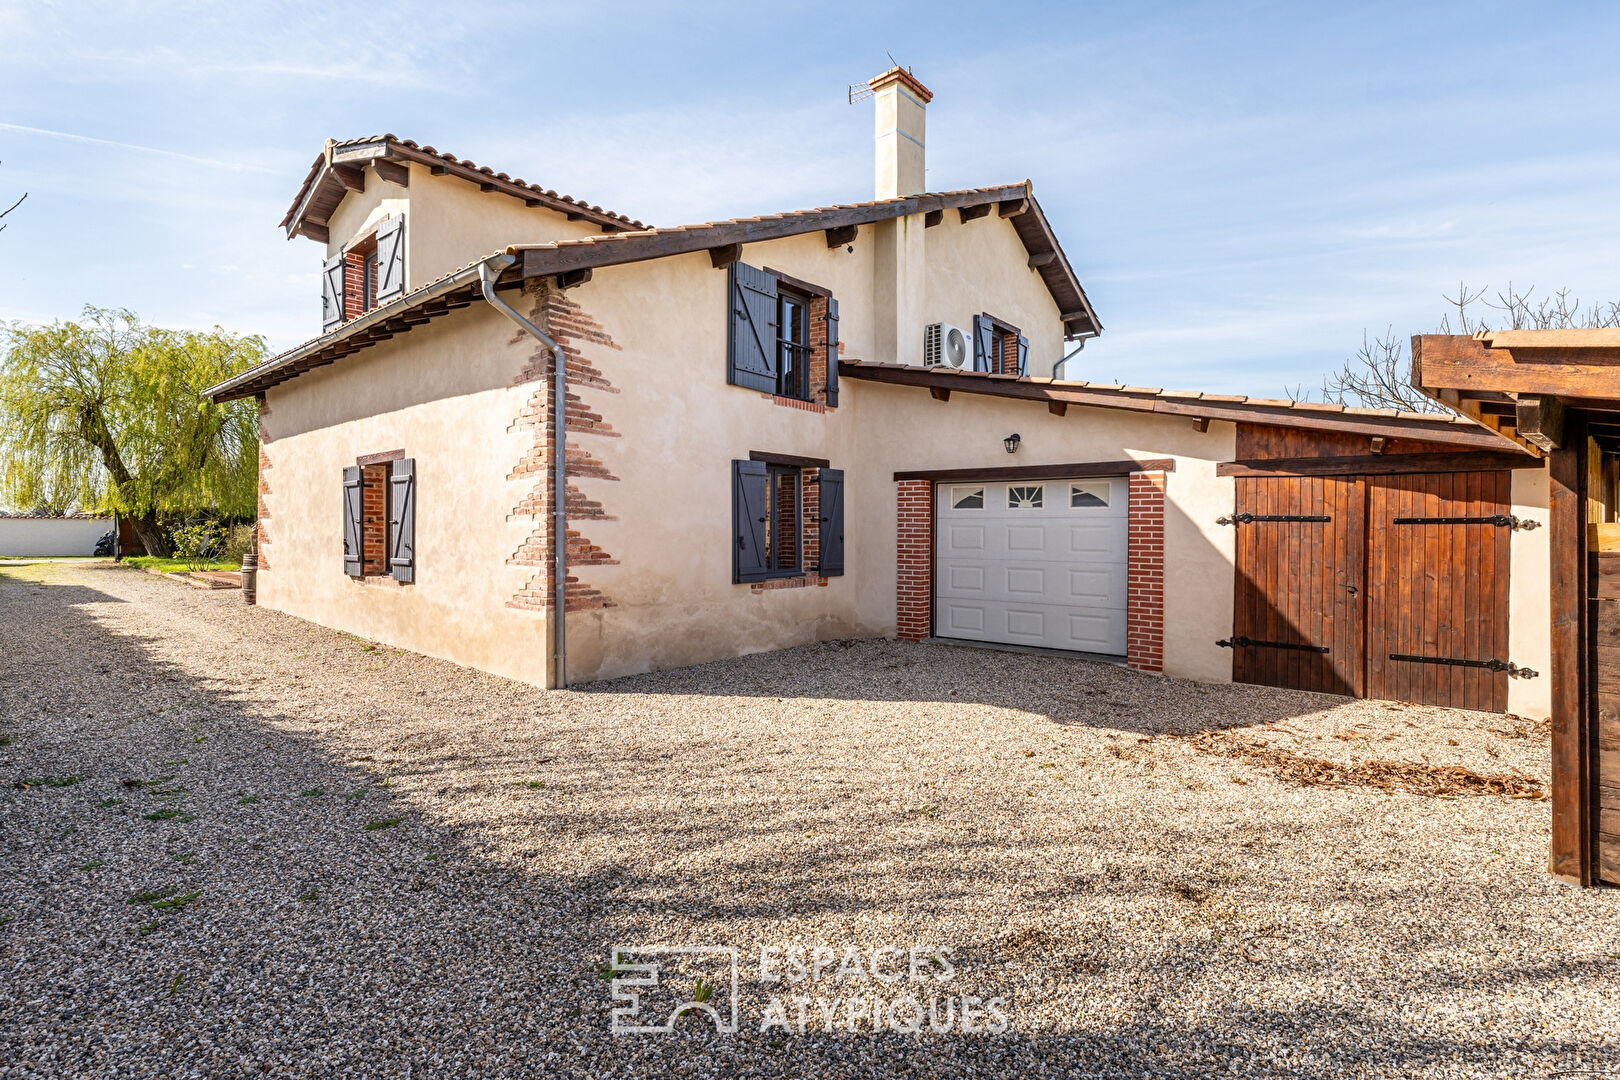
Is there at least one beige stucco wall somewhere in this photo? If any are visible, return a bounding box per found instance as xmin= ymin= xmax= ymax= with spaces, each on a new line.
xmin=324 ymin=163 xmax=605 ymax=289
xmin=258 ymin=304 xmax=548 ymax=685
xmin=1509 ymin=466 xmax=1553 ymax=719
xmin=920 ymin=212 xmax=1067 ymax=378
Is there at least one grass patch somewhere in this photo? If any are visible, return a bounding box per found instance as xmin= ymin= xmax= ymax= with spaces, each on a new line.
xmin=151 ymin=890 xmax=201 ymax=912
xmin=98 ymin=797 xmax=125 ymax=808
xmin=0 ymin=735 xmax=12 ymax=747
xmin=80 ymin=860 xmax=106 ymax=870
xmin=128 ymin=886 xmax=178 ymax=905
xmin=237 ymin=795 xmax=258 ymax=805
xmin=124 ymin=556 xmax=241 ymax=574
xmin=364 ymin=817 xmax=401 ymax=831
xmin=297 ymin=888 xmax=320 ymax=902
xmin=17 ymin=775 xmax=82 ymax=789
xmin=143 ymin=808 xmax=181 ymax=821
xmin=299 ymin=787 xmax=325 ymax=798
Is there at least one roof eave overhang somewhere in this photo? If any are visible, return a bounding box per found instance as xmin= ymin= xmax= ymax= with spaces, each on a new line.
xmin=842 ymin=360 xmax=1528 ymax=449
xmin=205 ymin=254 xmax=517 ymax=403
xmin=281 ymin=138 xmax=642 ymax=243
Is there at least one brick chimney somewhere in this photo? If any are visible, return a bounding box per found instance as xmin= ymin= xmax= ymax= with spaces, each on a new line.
xmin=870 ymin=67 xmax=932 ymax=199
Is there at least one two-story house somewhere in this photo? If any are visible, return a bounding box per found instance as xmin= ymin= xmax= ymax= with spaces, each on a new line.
xmin=208 ymin=67 xmax=1553 ymax=721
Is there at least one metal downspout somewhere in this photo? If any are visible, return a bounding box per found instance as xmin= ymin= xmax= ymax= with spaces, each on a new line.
xmin=478 ymin=255 xmax=569 ymax=688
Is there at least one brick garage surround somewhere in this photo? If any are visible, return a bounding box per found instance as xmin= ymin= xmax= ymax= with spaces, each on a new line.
xmin=895 ymin=480 xmax=934 ymax=640
xmin=1126 ymin=472 xmax=1166 ymax=673
xmin=893 ymin=472 xmax=1168 ymax=670
xmin=506 ymin=281 xmax=622 ymax=614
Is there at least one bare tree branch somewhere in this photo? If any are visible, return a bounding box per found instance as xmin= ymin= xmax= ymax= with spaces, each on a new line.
xmin=1308 ymin=283 xmax=1620 ymax=413
xmin=0 ymin=161 xmax=25 ymax=235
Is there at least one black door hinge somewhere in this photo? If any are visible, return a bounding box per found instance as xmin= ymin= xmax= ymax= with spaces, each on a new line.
xmin=1387 ymin=653 xmax=1538 ymax=678
xmin=1216 ymin=513 xmax=1331 ymax=526
xmin=1391 ymin=514 xmax=1540 ymax=530
xmin=1218 ymin=636 xmax=1330 ymax=653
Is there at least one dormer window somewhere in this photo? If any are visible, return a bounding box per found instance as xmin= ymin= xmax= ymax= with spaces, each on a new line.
xmin=320 ymin=215 xmax=406 ymax=332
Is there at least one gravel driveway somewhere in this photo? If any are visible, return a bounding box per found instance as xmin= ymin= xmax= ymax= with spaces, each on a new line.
xmin=1 ymin=559 xmax=1616 ymax=1078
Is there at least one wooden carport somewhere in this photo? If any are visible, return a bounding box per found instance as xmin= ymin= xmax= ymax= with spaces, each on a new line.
xmin=1415 ymin=330 xmax=1619 ymax=887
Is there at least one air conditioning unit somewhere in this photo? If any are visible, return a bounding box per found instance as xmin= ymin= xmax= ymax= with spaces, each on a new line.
xmin=924 ymin=322 xmax=970 ymax=369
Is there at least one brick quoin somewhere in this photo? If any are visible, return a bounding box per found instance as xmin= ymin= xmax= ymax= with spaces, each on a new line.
xmin=1126 ymin=472 xmax=1166 ymax=673
xmin=505 ymin=282 xmax=623 ymax=613
xmin=895 ymin=479 xmax=933 ymax=641
xmin=253 ymin=393 xmax=272 ymax=570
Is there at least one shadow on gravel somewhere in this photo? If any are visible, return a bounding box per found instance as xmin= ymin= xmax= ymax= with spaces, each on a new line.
xmin=0 ymin=565 xmax=1602 ymax=1079
xmin=578 ymin=636 xmax=1346 ymax=737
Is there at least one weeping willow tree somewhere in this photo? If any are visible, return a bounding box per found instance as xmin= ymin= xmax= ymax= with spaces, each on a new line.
xmin=0 ymin=307 xmax=264 ymax=556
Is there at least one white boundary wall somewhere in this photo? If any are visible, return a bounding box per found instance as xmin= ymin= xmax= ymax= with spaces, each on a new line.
xmin=0 ymin=517 xmax=113 ymax=556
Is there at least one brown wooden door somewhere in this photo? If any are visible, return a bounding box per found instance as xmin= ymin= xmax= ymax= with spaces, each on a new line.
xmin=1365 ymin=471 xmax=1512 ymax=712
xmin=1230 ymin=476 xmax=1366 ymax=696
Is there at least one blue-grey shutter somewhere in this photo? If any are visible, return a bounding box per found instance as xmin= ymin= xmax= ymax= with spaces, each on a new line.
xmin=322 ymin=256 xmax=346 ymax=332
xmin=388 ymin=458 xmax=415 ymax=583
xmin=342 ymin=466 xmax=363 ymax=577
xmin=727 ymin=263 xmax=778 ymax=393
xmin=732 ymin=459 xmax=769 ymax=583
xmin=1016 ymin=333 xmax=1030 ymax=378
xmin=824 ymin=297 xmax=840 ymax=406
xmin=375 ymin=217 xmax=406 ymax=304
xmin=972 ymin=314 xmax=994 ymax=373
xmin=818 ymin=467 xmax=844 ymax=577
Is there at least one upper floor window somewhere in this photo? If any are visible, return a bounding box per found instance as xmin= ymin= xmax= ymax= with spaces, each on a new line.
xmin=321 ymin=215 xmax=406 ymax=333
xmin=777 ymin=287 xmax=811 ymax=400
xmin=726 ymin=261 xmax=840 ymax=407
xmin=972 ymin=313 xmax=1029 ymax=377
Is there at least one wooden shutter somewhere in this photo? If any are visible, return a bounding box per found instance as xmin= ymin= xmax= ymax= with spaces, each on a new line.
xmin=375 ymin=217 xmax=406 ymax=304
xmin=727 ymin=263 xmax=779 ymax=394
xmin=824 ymin=297 xmax=840 ymax=406
xmin=818 ymin=467 xmax=845 ymax=576
xmin=972 ymin=315 xmax=994 ymax=373
xmin=322 ymin=256 xmax=346 ymax=332
xmin=388 ymin=458 xmax=416 ymax=583
xmin=342 ymin=466 xmax=363 ymax=577
xmin=1016 ymin=333 xmax=1030 ymax=377
xmin=732 ymin=459 xmax=769 ymax=583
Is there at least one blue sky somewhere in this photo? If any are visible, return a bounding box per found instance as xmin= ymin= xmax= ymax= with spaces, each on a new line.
xmin=2 ymin=0 xmax=1618 ymax=395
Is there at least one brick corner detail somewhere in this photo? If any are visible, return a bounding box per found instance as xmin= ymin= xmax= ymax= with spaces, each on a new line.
xmin=1126 ymin=472 xmax=1166 ymax=673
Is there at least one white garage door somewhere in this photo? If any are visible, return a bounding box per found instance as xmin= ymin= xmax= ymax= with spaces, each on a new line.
xmin=935 ymin=477 xmax=1128 ymax=655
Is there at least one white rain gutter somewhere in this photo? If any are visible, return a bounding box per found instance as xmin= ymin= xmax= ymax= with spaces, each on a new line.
xmin=478 ymin=254 xmax=569 ymax=688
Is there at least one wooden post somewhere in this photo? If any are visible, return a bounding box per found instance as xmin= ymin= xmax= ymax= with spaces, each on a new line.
xmin=1547 ymin=416 xmax=1591 ymax=885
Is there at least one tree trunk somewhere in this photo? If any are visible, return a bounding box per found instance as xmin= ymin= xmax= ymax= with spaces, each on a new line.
xmin=130 ymin=514 xmax=170 ymax=558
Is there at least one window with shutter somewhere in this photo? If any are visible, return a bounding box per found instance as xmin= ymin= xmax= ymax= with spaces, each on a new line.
xmin=388 ymin=458 xmax=416 ymax=583
xmin=727 ymin=263 xmax=779 ymax=394
xmin=974 ymin=313 xmax=1026 ymax=375
xmin=733 ymin=459 xmax=770 ymax=583
xmin=824 ymin=297 xmax=840 ymax=406
xmin=972 ymin=314 xmax=994 ymax=373
xmin=322 ymin=256 xmax=346 ymax=332
xmin=342 ymin=466 xmax=363 ymax=577
xmin=375 ymin=216 xmax=406 ymax=304
xmin=818 ymin=467 xmax=844 ymax=576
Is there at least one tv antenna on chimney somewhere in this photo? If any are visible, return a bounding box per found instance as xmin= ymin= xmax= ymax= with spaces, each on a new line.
xmin=847 ymin=52 xmax=908 ymax=103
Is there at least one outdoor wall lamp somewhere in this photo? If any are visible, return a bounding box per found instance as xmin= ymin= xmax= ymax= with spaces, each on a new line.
xmin=1004 ymin=433 xmax=1022 ymax=454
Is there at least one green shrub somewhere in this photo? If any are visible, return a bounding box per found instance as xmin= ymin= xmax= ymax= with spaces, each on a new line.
xmin=222 ymin=523 xmax=255 ymax=565
xmin=170 ymin=520 xmax=226 ymax=572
